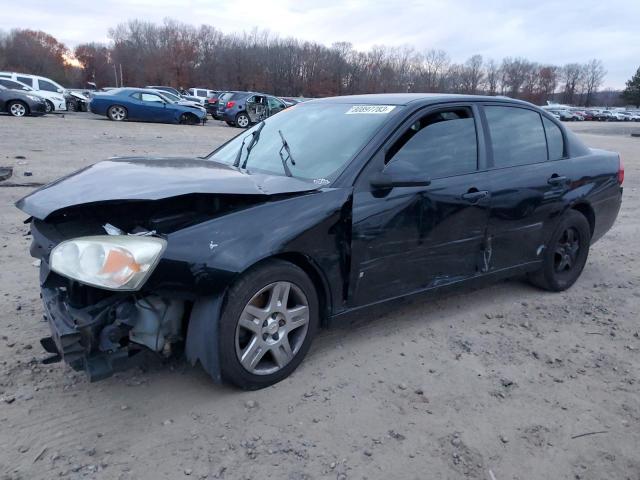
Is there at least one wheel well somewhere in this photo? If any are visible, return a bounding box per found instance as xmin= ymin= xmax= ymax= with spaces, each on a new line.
xmin=571 ymin=203 xmax=595 ymax=238
xmin=180 ymin=112 xmax=200 ymax=124
xmin=272 ymin=253 xmax=331 ymax=328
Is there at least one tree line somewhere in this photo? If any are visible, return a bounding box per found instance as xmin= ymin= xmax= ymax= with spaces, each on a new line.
xmin=0 ymin=20 xmax=629 ymax=106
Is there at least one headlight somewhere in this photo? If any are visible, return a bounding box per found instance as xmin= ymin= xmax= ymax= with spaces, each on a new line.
xmin=26 ymin=95 xmax=41 ymax=102
xmin=50 ymin=236 xmax=166 ymax=290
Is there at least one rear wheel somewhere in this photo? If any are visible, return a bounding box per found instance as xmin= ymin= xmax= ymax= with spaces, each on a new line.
xmin=235 ymin=112 xmax=250 ymax=128
xmin=528 ymin=210 xmax=591 ymax=291
xmin=107 ymin=105 xmax=127 ymax=121
xmin=8 ymin=101 xmax=28 ymax=117
xmin=219 ymin=259 xmax=318 ymax=390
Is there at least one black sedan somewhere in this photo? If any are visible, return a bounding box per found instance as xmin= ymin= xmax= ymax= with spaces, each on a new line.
xmin=16 ymin=94 xmax=623 ymax=389
xmin=0 ymin=85 xmax=47 ymax=117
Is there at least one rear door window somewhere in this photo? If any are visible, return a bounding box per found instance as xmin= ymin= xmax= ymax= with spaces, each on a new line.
xmin=38 ymin=79 xmax=60 ymax=92
xmin=542 ymin=117 xmax=564 ymax=160
xmin=386 ymin=107 xmax=478 ymax=179
xmin=17 ymin=76 xmax=33 ymax=87
xmin=485 ymin=106 xmax=547 ymax=167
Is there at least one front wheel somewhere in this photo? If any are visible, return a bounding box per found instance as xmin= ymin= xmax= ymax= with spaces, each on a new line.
xmin=235 ymin=112 xmax=250 ymax=128
xmin=8 ymin=101 xmax=28 ymax=117
xmin=219 ymin=260 xmax=319 ymax=390
xmin=528 ymin=210 xmax=591 ymax=291
xmin=44 ymin=100 xmax=54 ymax=113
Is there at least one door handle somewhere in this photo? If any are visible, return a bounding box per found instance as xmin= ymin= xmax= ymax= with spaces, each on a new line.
xmin=461 ymin=190 xmax=489 ymax=203
xmin=547 ymin=174 xmax=568 ymax=186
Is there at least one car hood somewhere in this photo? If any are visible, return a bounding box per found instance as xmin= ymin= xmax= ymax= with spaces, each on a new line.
xmin=16 ymin=157 xmax=319 ymax=220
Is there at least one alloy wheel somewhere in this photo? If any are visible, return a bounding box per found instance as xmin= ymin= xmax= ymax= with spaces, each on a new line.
xmin=236 ymin=114 xmax=249 ymax=128
xmin=109 ymin=106 xmax=126 ymax=121
xmin=45 ymin=101 xmax=53 ymax=113
xmin=9 ymin=103 xmax=26 ymax=117
xmin=553 ymin=227 xmax=580 ymax=273
xmin=235 ymin=281 xmax=310 ymax=375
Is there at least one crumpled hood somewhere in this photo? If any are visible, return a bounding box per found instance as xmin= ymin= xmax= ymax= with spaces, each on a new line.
xmin=16 ymin=157 xmax=318 ymax=220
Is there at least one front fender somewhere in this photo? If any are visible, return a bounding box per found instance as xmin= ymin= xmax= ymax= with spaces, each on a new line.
xmin=145 ymin=188 xmax=353 ymax=311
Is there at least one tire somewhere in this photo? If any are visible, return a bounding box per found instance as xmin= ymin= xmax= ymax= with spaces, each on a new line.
xmin=235 ymin=112 xmax=250 ymax=128
xmin=219 ymin=259 xmax=319 ymax=390
xmin=107 ymin=105 xmax=127 ymax=121
xmin=8 ymin=101 xmax=28 ymax=117
xmin=528 ymin=210 xmax=591 ymax=292
xmin=45 ymin=100 xmax=54 ymax=113
xmin=68 ymin=99 xmax=77 ymax=112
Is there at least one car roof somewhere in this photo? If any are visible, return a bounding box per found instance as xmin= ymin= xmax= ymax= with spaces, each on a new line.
xmin=308 ymin=93 xmax=535 ymax=107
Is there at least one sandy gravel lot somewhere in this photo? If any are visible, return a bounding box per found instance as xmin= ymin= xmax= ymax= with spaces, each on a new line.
xmin=0 ymin=114 xmax=638 ymax=480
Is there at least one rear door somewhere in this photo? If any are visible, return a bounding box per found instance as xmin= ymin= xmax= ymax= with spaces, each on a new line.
xmin=482 ymin=104 xmax=570 ymax=270
xmin=350 ymin=104 xmax=492 ymax=307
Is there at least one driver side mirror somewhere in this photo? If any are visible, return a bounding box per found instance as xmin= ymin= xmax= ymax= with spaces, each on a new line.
xmin=370 ymin=160 xmax=431 ymax=189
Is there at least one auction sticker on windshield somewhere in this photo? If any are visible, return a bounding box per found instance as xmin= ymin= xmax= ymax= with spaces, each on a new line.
xmin=345 ymin=105 xmax=396 ymax=114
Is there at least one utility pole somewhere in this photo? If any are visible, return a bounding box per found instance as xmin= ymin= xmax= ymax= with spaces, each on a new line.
xmin=113 ymin=64 xmax=118 ymax=87
xmin=119 ymin=64 xmax=123 ymax=88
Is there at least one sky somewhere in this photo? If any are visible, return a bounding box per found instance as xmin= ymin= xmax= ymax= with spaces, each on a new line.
xmin=1 ymin=0 xmax=639 ymax=89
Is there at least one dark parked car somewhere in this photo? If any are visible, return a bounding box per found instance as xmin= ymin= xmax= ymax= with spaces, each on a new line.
xmin=89 ymin=88 xmax=207 ymax=124
xmin=218 ymin=91 xmax=288 ymax=127
xmin=0 ymin=84 xmax=47 ymax=117
xmin=16 ymin=94 xmax=623 ymax=389
xmin=206 ymin=92 xmax=224 ymax=119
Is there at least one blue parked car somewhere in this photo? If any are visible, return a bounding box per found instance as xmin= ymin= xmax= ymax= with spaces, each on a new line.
xmin=89 ymin=88 xmax=207 ymax=124
xmin=217 ymin=91 xmax=288 ymax=128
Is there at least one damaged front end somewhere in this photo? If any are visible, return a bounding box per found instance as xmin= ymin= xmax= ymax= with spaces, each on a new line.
xmin=32 ymin=217 xmax=189 ymax=381
xmin=17 ymin=156 xmax=349 ymax=383
xmin=40 ymin=281 xmax=184 ymax=381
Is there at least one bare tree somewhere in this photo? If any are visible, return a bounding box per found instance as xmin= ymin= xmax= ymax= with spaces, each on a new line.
xmin=461 ymin=54 xmax=484 ymax=94
xmin=485 ymin=59 xmax=500 ymax=95
xmin=561 ymin=63 xmax=585 ymax=105
xmin=583 ymin=59 xmax=606 ymax=106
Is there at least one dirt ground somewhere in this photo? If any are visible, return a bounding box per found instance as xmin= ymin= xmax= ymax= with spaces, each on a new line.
xmin=0 ymin=114 xmax=638 ymax=480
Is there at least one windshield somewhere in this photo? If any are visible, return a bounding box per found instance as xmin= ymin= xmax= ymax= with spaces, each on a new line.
xmin=207 ymin=102 xmax=401 ymax=181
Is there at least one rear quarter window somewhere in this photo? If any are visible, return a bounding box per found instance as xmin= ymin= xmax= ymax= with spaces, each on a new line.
xmin=543 ymin=117 xmax=565 ymax=160
xmin=485 ymin=106 xmax=547 ymax=167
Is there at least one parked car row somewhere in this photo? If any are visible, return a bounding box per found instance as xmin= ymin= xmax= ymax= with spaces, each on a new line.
xmin=544 ymin=106 xmax=640 ymax=122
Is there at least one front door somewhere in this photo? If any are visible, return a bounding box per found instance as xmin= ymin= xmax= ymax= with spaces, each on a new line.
xmin=350 ymin=105 xmax=492 ymax=307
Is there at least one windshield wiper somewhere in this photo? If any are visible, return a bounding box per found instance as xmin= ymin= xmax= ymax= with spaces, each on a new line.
xmin=232 ymin=121 xmax=265 ymax=169
xmin=278 ymin=130 xmax=296 ymax=177
xmin=241 ymin=121 xmax=265 ymax=169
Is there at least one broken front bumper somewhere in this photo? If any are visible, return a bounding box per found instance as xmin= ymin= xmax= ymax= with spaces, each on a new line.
xmin=40 ymin=285 xmax=141 ymax=381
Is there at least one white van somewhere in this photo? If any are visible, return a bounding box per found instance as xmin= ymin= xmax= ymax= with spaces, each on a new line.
xmin=0 ymin=72 xmax=67 ymax=112
xmin=187 ymin=88 xmax=218 ymax=104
